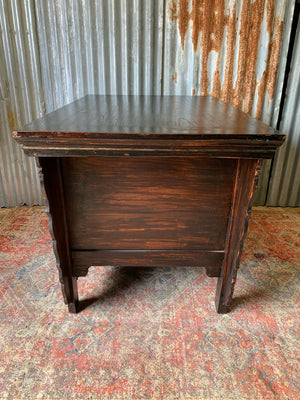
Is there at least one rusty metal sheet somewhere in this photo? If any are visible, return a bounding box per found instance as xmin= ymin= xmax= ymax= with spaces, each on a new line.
xmin=163 ymin=0 xmax=295 ymax=205
xmin=165 ymin=0 xmax=287 ymax=116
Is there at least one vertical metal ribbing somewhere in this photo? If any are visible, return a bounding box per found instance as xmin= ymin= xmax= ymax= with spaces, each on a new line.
xmin=0 ymin=0 xmax=296 ymax=206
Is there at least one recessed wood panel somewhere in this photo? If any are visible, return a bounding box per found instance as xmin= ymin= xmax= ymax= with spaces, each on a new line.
xmin=61 ymin=157 xmax=236 ymax=250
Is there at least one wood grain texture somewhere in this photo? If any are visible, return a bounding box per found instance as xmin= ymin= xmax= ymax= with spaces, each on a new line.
xmin=13 ymin=96 xmax=285 ymax=313
xmin=215 ymin=159 xmax=262 ymax=313
xmin=13 ymin=95 xmax=285 ymax=158
xmin=71 ymin=250 xmax=224 ymax=277
xmin=38 ymin=157 xmax=79 ymax=313
xmin=61 ymin=157 xmax=236 ymax=251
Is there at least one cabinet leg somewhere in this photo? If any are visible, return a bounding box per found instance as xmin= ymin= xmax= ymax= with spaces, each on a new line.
xmin=38 ymin=157 xmax=80 ymax=313
xmin=68 ymin=286 xmax=79 ymax=313
xmin=215 ymin=159 xmax=261 ymax=313
xmin=63 ymin=275 xmax=79 ymax=313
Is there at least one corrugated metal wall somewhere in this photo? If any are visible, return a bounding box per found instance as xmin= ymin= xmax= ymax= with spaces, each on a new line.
xmin=0 ymin=0 xmax=44 ymax=206
xmin=0 ymin=0 xmax=297 ymax=207
xmin=267 ymin=15 xmax=300 ymax=206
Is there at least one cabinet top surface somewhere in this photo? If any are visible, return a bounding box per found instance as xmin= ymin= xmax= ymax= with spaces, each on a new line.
xmin=14 ymin=95 xmax=285 ymax=158
xmin=16 ymin=95 xmax=283 ymax=138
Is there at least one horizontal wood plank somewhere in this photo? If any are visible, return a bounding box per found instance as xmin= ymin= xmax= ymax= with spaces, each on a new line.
xmin=71 ymin=250 xmax=224 ymax=276
xmin=62 ymin=156 xmax=236 ymax=250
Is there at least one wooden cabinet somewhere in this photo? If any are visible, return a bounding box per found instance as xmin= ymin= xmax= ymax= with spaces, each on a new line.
xmin=14 ymin=95 xmax=285 ymax=313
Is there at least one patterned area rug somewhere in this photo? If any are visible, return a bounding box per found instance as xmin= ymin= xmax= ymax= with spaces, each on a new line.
xmin=0 ymin=206 xmax=299 ymax=399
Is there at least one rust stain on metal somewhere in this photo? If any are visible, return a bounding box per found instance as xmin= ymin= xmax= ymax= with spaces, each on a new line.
xmin=210 ymin=0 xmax=226 ymax=53
xmin=7 ymin=108 xmax=17 ymax=129
xmin=252 ymin=1 xmax=283 ymax=119
xmin=199 ymin=0 xmax=212 ymax=95
xmin=256 ymin=70 xmax=267 ymax=120
xmin=220 ymin=4 xmax=237 ymax=104
xmin=232 ymin=0 xmax=251 ymax=110
xmin=168 ymin=0 xmax=178 ymax=22
xmin=243 ymin=0 xmax=265 ymax=115
xmin=168 ymin=0 xmax=284 ymax=119
xmin=178 ymin=0 xmax=190 ymax=49
xmin=266 ymin=0 xmax=275 ymax=36
xmin=172 ymin=71 xmax=178 ymax=83
xmin=211 ymin=0 xmax=226 ymax=98
xmin=190 ymin=0 xmax=201 ymax=51
xmin=265 ymin=16 xmax=284 ymax=101
xmin=255 ymin=0 xmax=275 ymax=119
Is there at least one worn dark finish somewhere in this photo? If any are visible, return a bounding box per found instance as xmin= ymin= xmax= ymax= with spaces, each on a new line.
xmin=14 ymin=95 xmax=285 ymax=313
xmin=38 ymin=157 xmax=79 ymax=313
xmin=71 ymin=251 xmax=224 ymax=277
xmin=215 ymin=159 xmax=262 ymax=313
xmin=14 ymin=95 xmax=285 ymax=158
xmin=61 ymin=157 xmax=236 ymax=250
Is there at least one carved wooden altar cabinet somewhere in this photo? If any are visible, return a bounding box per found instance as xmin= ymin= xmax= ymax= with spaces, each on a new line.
xmin=14 ymin=95 xmax=285 ymax=313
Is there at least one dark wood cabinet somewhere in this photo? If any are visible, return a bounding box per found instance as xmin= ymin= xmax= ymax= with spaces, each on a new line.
xmin=14 ymin=95 xmax=285 ymax=313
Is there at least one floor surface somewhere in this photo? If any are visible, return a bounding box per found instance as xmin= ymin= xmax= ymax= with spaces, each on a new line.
xmin=0 ymin=206 xmax=299 ymax=399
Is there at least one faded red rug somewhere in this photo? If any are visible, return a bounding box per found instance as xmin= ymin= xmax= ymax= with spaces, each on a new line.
xmin=0 ymin=206 xmax=299 ymax=399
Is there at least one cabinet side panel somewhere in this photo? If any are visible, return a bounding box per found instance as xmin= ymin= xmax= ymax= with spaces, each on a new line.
xmin=61 ymin=157 xmax=237 ymax=250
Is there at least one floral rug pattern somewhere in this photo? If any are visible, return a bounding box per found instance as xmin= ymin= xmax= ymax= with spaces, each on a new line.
xmin=0 ymin=206 xmax=299 ymax=399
